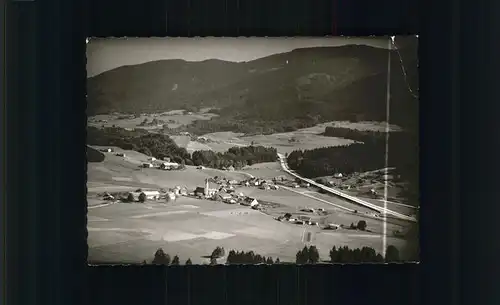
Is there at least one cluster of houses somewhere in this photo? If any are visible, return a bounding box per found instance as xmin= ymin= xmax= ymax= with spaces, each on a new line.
xmin=125 ymin=185 xmax=189 ymax=203
xmin=142 ymin=157 xmax=181 ymax=170
xmin=273 ymin=212 xmax=341 ymax=229
xmin=274 ymin=213 xmax=320 ymax=226
xmin=194 ymin=136 xmax=211 ymax=143
xmin=193 ymin=178 xmax=260 ymax=208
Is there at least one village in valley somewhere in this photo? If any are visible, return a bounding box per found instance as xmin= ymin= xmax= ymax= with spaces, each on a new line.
xmin=86 ymin=37 xmax=419 ymax=265
xmin=88 ymin=140 xmax=417 ymax=265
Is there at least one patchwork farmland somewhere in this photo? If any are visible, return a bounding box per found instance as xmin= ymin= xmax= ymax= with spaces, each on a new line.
xmin=88 ymin=142 xmax=414 ymax=264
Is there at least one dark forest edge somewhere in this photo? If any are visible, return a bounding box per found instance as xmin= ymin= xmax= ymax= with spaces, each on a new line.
xmin=287 ymin=126 xmax=419 ymax=206
xmin=87 ymin=126 xmax=277 ymax=169
xmin=167 ymin=112 xmax=324 ymax=137
xmin=149 ymin=244 xmax=402 ymax=266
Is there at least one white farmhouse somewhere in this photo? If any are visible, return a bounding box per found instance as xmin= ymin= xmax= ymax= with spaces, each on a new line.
xmin=242 ymin=197 xmax=259 ymax=207
xmin=217 ymin=193 xmax=233 ymax=202
xmin=160 ymin=162 xmax=179 ymax=170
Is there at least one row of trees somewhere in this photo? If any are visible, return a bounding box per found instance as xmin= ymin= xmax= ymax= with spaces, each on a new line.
xmin=151 ymin=248 xmax=192 ymax=265
xmin=296 ymin=246 xmax=321 ymax=264
xmin=287 ymin=143 xmax=388 ymax=178
xmin=87 ymin=126 xmax=277 ymax=170
xmin=226 ymin=250 xmax=279 ymax=265
xmin=175 ymin=115 xmax=321 ymax=136
xmin=322 ymin=126 xmax=387 ymax=143
xmin=296 ymin=245 xmax=400 ymax=264
xmin=191 ymin=146 xmax=277 ymax=169
xmin=150 ymin=244 xmax=400 ymax=266
xmin=87 ymin=126 xmax=189 ymax=161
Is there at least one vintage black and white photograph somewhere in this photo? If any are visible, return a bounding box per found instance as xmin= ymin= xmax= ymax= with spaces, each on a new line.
xmin=86 ymin=37 xmax=419 ymax=265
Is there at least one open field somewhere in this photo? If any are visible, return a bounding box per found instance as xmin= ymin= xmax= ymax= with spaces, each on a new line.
xmin=200 ymin=129 xmax=356 ymax=155
xmin=90 ymin=113 xmax=404 ymax=156
xmin=305 ymin=189 xmax=416 ymax=216
xmin=237 ymin=185 xmax=410 ymax=230
xmin=87 ymin=145 xmax=247 ymax=195
xmin=239 ymin=162 xmax=296 ymax=180
xmin=325 ymin=121 xmax=403 ymax=132
xmin=88 ymin=197 xmax=304 ymax=264
xmin=88 ymin=195 xmax=409 ymax=264
xmin=88 ymin=111 xmax=218 ymax=130
xmin=169 ymin=120 xmax=402 ymax=155
xmin=88 ymin=144 xmax=414 ymax=264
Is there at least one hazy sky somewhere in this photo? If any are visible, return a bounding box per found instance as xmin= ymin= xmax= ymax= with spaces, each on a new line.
xmin=86 ymin=37 xmax=391 ymax=77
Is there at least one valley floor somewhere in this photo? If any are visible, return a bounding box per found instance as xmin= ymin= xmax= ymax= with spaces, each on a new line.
xmin=87 ymin=145 xmax=415 ymax=264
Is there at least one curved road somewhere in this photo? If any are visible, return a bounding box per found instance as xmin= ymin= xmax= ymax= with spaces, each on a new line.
xmin=276 ymin=153 xmax=417 ymax=223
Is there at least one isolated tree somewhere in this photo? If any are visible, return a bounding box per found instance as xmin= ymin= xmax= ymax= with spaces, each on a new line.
xmin=385 ymin=245 xmax=400 ymax=262
xmin=307 ymin=246 xmax=320 ymax=264
xmin=142 ymin=260 xmax=147 ymax=265
xmin=185 ymin=258 xmax=193 ymax=265
xmin=127 ymin=193 xmax=135 ymax=202
xmin=171 ymin=255 xmax=180 ymax=265
xmin=211 ymin=246 xmax=225 ymax=259
xmin=350 ymin=222 xmax=356 ymax=229
xmin=329 ymin=246 xmax=339 ymax=263
xmin=152 ymin=248 xmax=171 ymax=265
xmin=138 ymin=193 xmax=147 ymax=203
xmin=275 ymin=257 xmax=280 ymax=264
xmin=356 ymin=220 xmax=367 ymax=231
xmin=296 ymin=246 xmax=309 ymax=264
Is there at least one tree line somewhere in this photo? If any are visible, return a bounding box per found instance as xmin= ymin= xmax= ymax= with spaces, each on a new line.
xmin=149 ymin=244 xmax=400 ymax=265
xmin=226 ymin=250 xmax=279 ymax=265
xmin=191 ymin=146 xmax=277 ymax=169
xmin=287 ymin=127 xmax=419 ymax=206
xmin=322 ymin=126 xmax=387 ymax=143
xmin=150 ymin=248 xmax=192 ymax=265
xmin=172 ymin=115 xmax=321 ymax=136
xmin=87 ymin=126 xmax=277 ymax=169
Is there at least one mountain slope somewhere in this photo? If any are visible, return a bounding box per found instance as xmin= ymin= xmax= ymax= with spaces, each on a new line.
xmin=87 ymin=43 xmax=418 ymax=130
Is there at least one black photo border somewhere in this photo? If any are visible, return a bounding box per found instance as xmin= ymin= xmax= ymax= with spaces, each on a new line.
xmin=4 ymin=0 xmax=482 ymax=303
